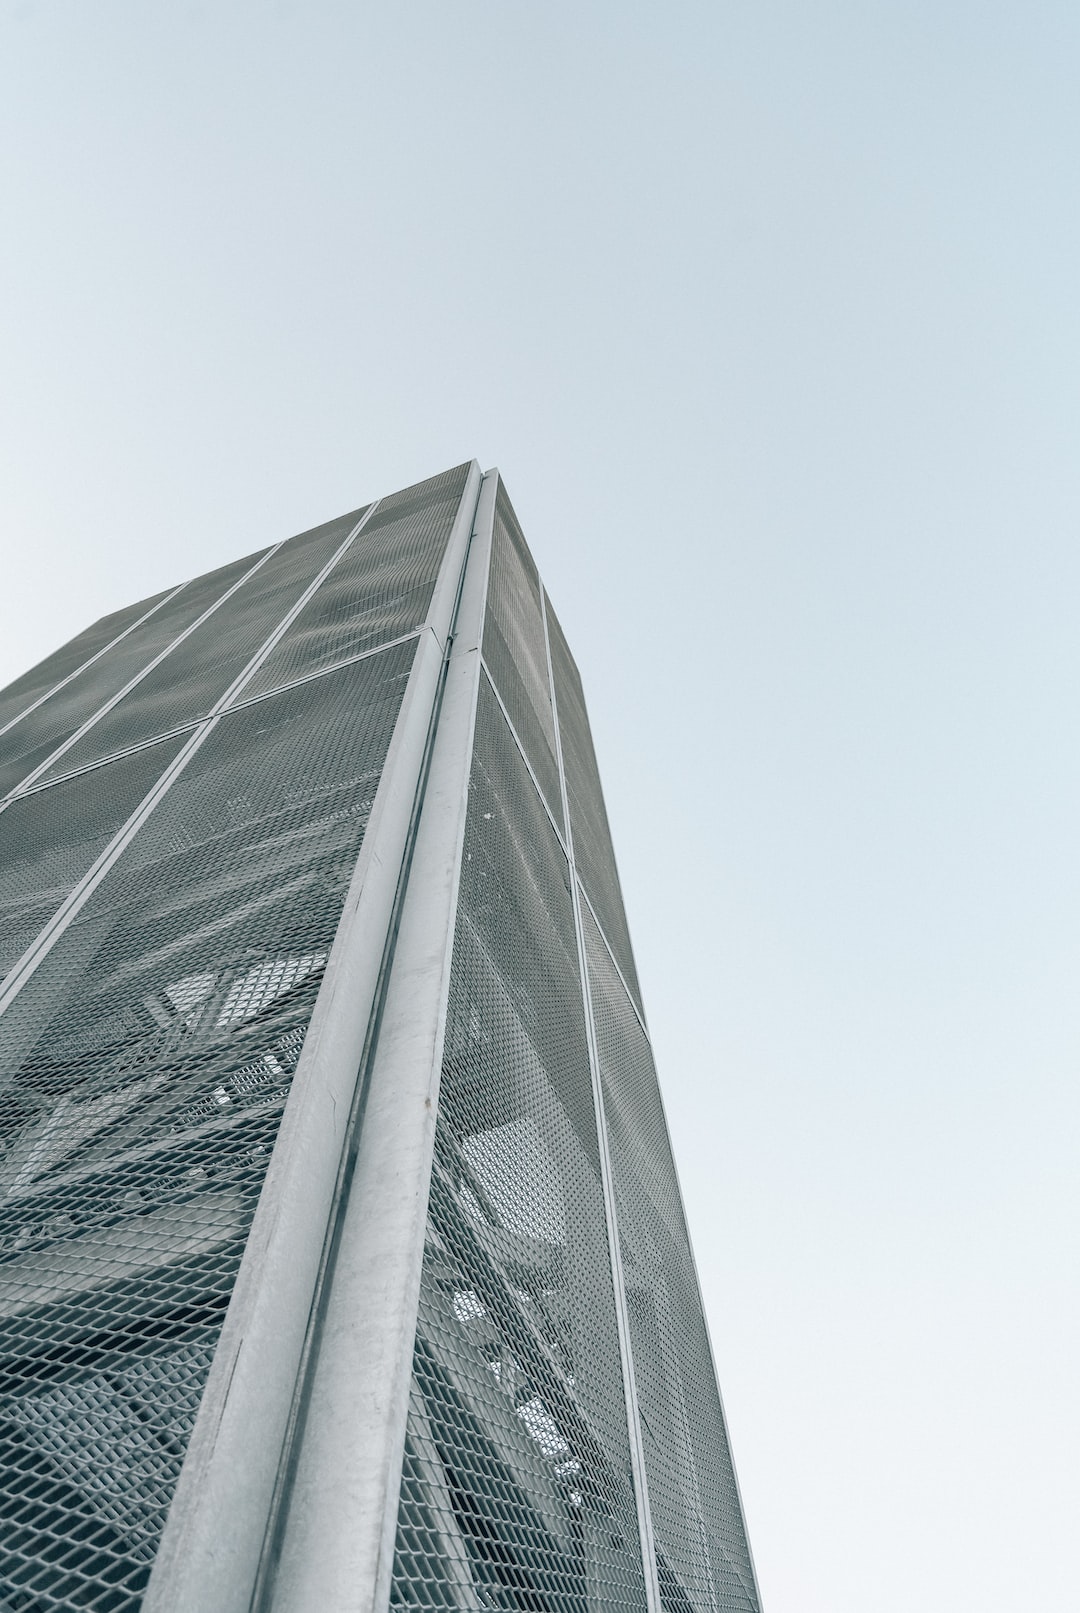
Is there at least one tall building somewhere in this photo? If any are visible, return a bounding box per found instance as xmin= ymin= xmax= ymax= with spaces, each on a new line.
xmin=0 ymin=464 xmax=762 ymax=1613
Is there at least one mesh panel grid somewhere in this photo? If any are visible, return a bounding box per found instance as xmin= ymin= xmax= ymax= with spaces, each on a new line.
xmin=582 ymin=908 xmax=757 ymax=1613
xmin=0 ymin=643 xmax=417 ymax=1612
xmin=242 ymin=464 xmax=472 ymax=699
xmin=0 ymin=463 xmax=761 ymax=1613
xmin=391 ymin=678 xmax=647 ymax=1613
xmin=0 ymin=739 xmax=188 ymax=983
xmin=0 ymin=589 xmax=175 ymax=742
xmin=37 ymin=509 xmax=370 ymax=783
xmin=0 ymin=552 xmax=269 ymax=801
xmin=480 ymin=486 xmax=563 ymax=832
xmin=544 ymin=605 xmax=640 ymax=1012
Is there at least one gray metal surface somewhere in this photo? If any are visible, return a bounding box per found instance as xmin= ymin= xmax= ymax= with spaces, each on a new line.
xmin=0 ymin=549 xmax=272 ymax=800
xmin=542 ymin=586 xmax=664 ymax=1613
xmin=581 ymin=908 xmax=760 ymax=1613
xmin=141 ymin=459 xmax=484 ymax=1613
xmin=0 ymin=467 xmax=475 ymax=1612
xmin=260 ymin=465 xmax=494 ymax=1613
xmin=0 ymin=461 xmax=761 ymax=1613
xmin=32 ymin=509 xmax=370 ymax=783
xmin=389 ymin=666 xmax=651 ymax=1613
xmin=543 ymin=603 xmax=641 ymax=1013
xmin=3 ymin=542 xmax=283 ymax=802
xmin=0 ymin=501 xmax=378 ymax=1019
xmin=480 ymin=483 xmax=563 ymax=828
xmin=0 ymin=581 xmax=187 ymax=745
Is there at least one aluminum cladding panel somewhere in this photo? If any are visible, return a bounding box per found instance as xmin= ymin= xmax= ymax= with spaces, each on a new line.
xmin=242 ymin=463 xmax=473 ymax=698
xmin=0 ymin=462 xmax=761 ymax=1613
xmin=0 ymin=588 xmax=175 ymax=740
xmin=0 ymin=552 xmax=269 ymax=799
xmin=0 ymin=641 xmax=417 ymax=1612
xmin=544 ymin=604 xmax=640 ymax=1013
xmin=582 ymin=908 xmax=759 ymax=1613
xmin=38 ymin=507 xmax=370 ymax=782
xmin=481 ymin=484 xmax=563 ymax=830
xmin=391 ymin=675 xmax=647 ymax=1613
xmin=0 ymin=737 xmax=189 ymax=981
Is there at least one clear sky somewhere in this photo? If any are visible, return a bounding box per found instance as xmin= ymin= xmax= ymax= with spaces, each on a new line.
xmin=2 ymin=3 xmax=1078 ymax=1608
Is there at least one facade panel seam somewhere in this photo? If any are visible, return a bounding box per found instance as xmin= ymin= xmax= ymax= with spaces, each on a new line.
xmin=477 ymin=654 xmax=568 ymax=848
xmin=540 ymin=583 xmax=665 ymax=1613
xmin=9 ymin=628 xmax=427 ymax=801
xmin=247 ymin=467 xmax=493 ymax=1613
xmin=139 ymin=463 xmax=484 ymax=1613
xmin=577 ymin=882 xmax=652 ymax=1041
xmin=0 ymin=500 xmax=384 ymax=1022
xmin=0 ymin=543 xmax=283 ymax=808
xmin=0 ymin=577 xmax=191 ymax=741
xmin=589 ymin=903 xmax=766 ymax=1610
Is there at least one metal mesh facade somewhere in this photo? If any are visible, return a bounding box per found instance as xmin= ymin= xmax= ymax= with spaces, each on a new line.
xmin=391 ymin=675 xmax=648 ymax=1613
xmin=0 ymin=465 xmax=760 ymax=1613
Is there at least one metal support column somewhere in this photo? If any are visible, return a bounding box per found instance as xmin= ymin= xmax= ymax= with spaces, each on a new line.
xmin=141 ymin=463 xmax=491 ymax=1613
xmin=256 ymin=468 xmax=496 ymax=1612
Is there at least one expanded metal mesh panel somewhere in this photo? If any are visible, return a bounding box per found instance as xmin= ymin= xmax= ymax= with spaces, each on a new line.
xmin=0 ymin=739 xmax=188 ymax=982
xmin=0 ymin=590 xmax=174 ymax=739
xmin=0 ymin=642 xmax=415 ymax=1612
xmin=243 ymin=465 xmax=471 ymax=700
xmin=0 ymin=553 xmax=268 ymax=800
xmin=480 ymin=486 xmax=563 ymax=829
xmin=390 ymin=675 xmax=647 ymax=1613
xmin=582 ymin=908 xmax=758 ymax=1613
xmin=545 ymin=605 xmax=640 ymax=1012
xmin=39 ymin=510 xmax=369 ymax=782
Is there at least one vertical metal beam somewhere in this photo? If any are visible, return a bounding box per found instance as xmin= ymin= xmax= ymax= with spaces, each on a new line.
xmin=257 ymin=469 xmax=497 ymax=1613
xmin=141 ymin=463 xmax=489 ymax=1613
xmin=540 ymin=586 xmax=665 ymax=1613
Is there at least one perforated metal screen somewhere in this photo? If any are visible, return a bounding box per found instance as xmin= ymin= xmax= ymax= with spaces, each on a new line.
xmin=391 ymin=673 xmax=648 ymax=1613
xmin=0 ymin=648 xmax=414 ymax=1610
xmin=543 ymin=605 xmax=639 ymax=1014
xmin=35 ymin=512 xmax=368 ymax=783
xmin=0 ymin=463 xmax=759 ymax=1613
xmin=0 ymin=471 xmax=467 ymax=1611
xmin=0 ymin=590 xmax=176 ymax=742
xmin=582 ymin=908 xmax=757 ymax=1613
xmin=0 ymin=553 xmax=269 ymax=800
xmin=390 ymin=487 xmax=760 ymax=1613
xmin=243 ymin=466 xmax=471 ymax=698
xmin=481 ymin=486 xmax=563 ymax=830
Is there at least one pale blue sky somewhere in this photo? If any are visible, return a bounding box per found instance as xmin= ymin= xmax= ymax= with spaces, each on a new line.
xmin=2 ymin=4 xmax=1079 ymax=1608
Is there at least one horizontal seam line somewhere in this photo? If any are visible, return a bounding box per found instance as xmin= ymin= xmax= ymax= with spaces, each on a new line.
xmin=2 ymin=630 xmax=426 ymax=801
